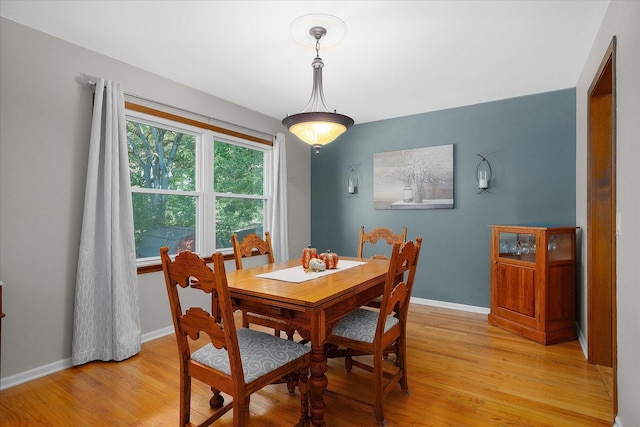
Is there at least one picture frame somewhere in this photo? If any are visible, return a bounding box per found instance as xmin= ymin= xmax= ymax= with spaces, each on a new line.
xmin=373 ymin=144 xmax=454 ymax=209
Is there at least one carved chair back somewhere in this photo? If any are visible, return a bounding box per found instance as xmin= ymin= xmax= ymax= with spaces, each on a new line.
xmin=231 ymin=232 xmax=275 ymax=270
xmin=358 ymin=226 xmax=407 ymax=260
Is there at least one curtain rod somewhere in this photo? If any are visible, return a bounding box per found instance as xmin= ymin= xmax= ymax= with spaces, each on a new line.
xmin=81 ymin=74 xmax=274 ymax=141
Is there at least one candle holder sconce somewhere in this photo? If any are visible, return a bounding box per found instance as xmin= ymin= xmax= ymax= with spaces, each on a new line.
xmin=475 ymin=153 xmax=493 ymax=194
xmin=345 ymin=164 xmax=359 ymax=197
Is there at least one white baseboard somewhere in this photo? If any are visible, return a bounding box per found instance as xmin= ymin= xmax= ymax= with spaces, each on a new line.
xmin=0 ymin=357 xmax=73 ymax=390
xmin=141 ymin=326 xmax=174 ymax=343
xmin=614 ymin=415 xmax=623 ymax=427
xmin=576 ymin=322 xmax=588 ymax=360
xmin=0 ymin=327 xmax=175 ymax=391
xmin=411 ymin=296 xmax=490 ymax=314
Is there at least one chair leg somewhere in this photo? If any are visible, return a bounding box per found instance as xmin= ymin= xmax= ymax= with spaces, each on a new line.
xmin=373 ymin=352 xmax=386 ymax=426
xmin=180 ymin=375 xmax=191 ymax=427
xmin=287 ymin=372 xmax=298 ymax=396
xmin=209 ymin=387 xmax=224 ymax=408
xmin=345 ymin=348 xmax=353 ymax=372
xmin=396 ymin=334 xmax=409 ymax=394
xmin=298 ymin=365 xmax=310 ymax=426
xmin=233 ymin=396 xmax=250 ymax=426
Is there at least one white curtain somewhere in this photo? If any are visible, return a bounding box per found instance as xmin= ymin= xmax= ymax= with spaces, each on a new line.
xmin=270 ymin=133 xmax=289 ymax=262
xmin=72 ymin=78 xmax=141 ymax=365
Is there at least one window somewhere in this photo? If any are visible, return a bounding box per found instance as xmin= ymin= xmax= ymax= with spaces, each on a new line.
xmin=126 ymin=108 xmax=271 ymax=263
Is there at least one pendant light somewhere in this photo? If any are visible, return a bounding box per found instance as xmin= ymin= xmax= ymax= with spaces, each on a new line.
xmin=282 ymin=26 xmax=354 ymax=154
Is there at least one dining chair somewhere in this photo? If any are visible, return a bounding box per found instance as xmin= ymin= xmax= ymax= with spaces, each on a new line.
xmin=358 ymin=226 xmax=407 ymax=311
xmin=326 ymin=237 xmax=422 ymax=427
xmin=231 ymin=232 xmax=297 ymax=340
xmin=231 ymin=232 xmax=302 ymax=395
xmin=160 ymin=247 xmax=311 ymax=427
xmin=358 ymin=226 xmax=407 ymax=260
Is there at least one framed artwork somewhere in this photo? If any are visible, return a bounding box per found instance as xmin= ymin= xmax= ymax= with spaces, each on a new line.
xmin=374 ymin=144 xmax=454 ymax=209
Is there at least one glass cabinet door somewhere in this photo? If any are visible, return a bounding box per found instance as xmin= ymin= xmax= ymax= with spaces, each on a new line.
xmin=498 ymin=231 xmax=536 ymax=262
xmin=548 ymin=232 xmax=573 ymax=261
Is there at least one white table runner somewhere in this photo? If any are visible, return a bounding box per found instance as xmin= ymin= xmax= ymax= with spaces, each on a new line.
xmin=255 ymin=260 xmax=367 ymax=283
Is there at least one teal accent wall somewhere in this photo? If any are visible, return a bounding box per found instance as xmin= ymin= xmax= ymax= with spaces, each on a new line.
xmin=310 ymin=89 xmax=576 ymax=308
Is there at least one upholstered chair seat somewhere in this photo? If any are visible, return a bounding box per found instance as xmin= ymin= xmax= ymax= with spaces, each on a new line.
xmin=192 ymin=328 xmax=310 ymax=384
xmin=330 ymin=308 xmax=399 ymax=343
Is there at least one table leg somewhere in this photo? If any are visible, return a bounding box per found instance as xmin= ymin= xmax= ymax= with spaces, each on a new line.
xmin=309 ymin=343 xmax=328 ymax=426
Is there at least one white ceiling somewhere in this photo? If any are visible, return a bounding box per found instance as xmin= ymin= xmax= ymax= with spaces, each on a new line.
xmin=0 ymin=0 xmax=609 ymax=124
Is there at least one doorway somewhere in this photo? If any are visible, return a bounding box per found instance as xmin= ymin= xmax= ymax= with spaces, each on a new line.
xmin=587 ymin=36 xmax=617 ymax=416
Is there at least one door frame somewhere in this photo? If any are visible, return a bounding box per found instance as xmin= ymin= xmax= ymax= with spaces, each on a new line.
xmin=587 ymin=36 xmax=617 ymax=415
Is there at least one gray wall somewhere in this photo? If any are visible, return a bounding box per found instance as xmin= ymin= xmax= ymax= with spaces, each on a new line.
xmin=0 ymin=18 xmax=310 ymax=383
xmin=311 ymin=89 xmax=576 ymax=308
xmin=575 ymin=2 xmax=640 ymax=426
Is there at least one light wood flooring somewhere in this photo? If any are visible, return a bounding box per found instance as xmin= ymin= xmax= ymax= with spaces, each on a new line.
xmin=0 ymin=305 xmax=614 ymax=426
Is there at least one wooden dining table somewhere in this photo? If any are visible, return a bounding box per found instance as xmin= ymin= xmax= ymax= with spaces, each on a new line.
xmin=225 ymin=256 xmax=390 ymax=426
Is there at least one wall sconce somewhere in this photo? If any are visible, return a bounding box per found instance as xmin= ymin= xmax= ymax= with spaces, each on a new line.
xmin=345 ymin=164 xmax=359 ymax=196
xmin=475 ymin=153 xmax=493 ymax=193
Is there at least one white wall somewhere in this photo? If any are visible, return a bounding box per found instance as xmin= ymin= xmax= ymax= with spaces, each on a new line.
xmin=0 ymin=18 xmax=310 ymax=385
xmin=575 ymin=2 xmax=640 ymax=426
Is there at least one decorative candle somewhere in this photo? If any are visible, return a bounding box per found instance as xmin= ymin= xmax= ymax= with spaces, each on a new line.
xmin=478 ymin=170 xmax=488 ymax=189
xmin=348 ymin=177 xmax=355 ymax=194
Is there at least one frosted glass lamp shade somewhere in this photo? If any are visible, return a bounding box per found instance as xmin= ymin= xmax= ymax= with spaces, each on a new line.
xmin=283 ymin=111 xmax=354 ymax=147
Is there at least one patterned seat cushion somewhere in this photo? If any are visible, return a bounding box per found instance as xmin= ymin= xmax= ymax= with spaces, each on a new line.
xmin=191 ymin=328 xmax=310 ymax=384
xmin=331 ymin=308 xmax=399 ymax=343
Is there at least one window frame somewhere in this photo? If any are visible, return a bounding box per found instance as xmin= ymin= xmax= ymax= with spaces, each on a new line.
xmin=125 ymin=102 xmax=273 ymax=271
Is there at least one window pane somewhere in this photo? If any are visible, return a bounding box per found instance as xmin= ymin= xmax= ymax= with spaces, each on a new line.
xmin=127 ymin=121 xmax=196 ymax=191
xmin=215 ymin=197 xmax=264 ymax=248
xmin=133 ymin=193 xmax=196 ymax=257
xmin=214 ymin=140 xmax=264 ymax=195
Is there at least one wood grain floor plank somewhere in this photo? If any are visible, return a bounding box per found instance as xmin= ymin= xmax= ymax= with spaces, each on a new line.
xmin=0 ymin=305 xmax=613 ymax=426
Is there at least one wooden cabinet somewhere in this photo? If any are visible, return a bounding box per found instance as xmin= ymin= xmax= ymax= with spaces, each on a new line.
xmin=488 ymin=225 xmax=578 ymax=345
